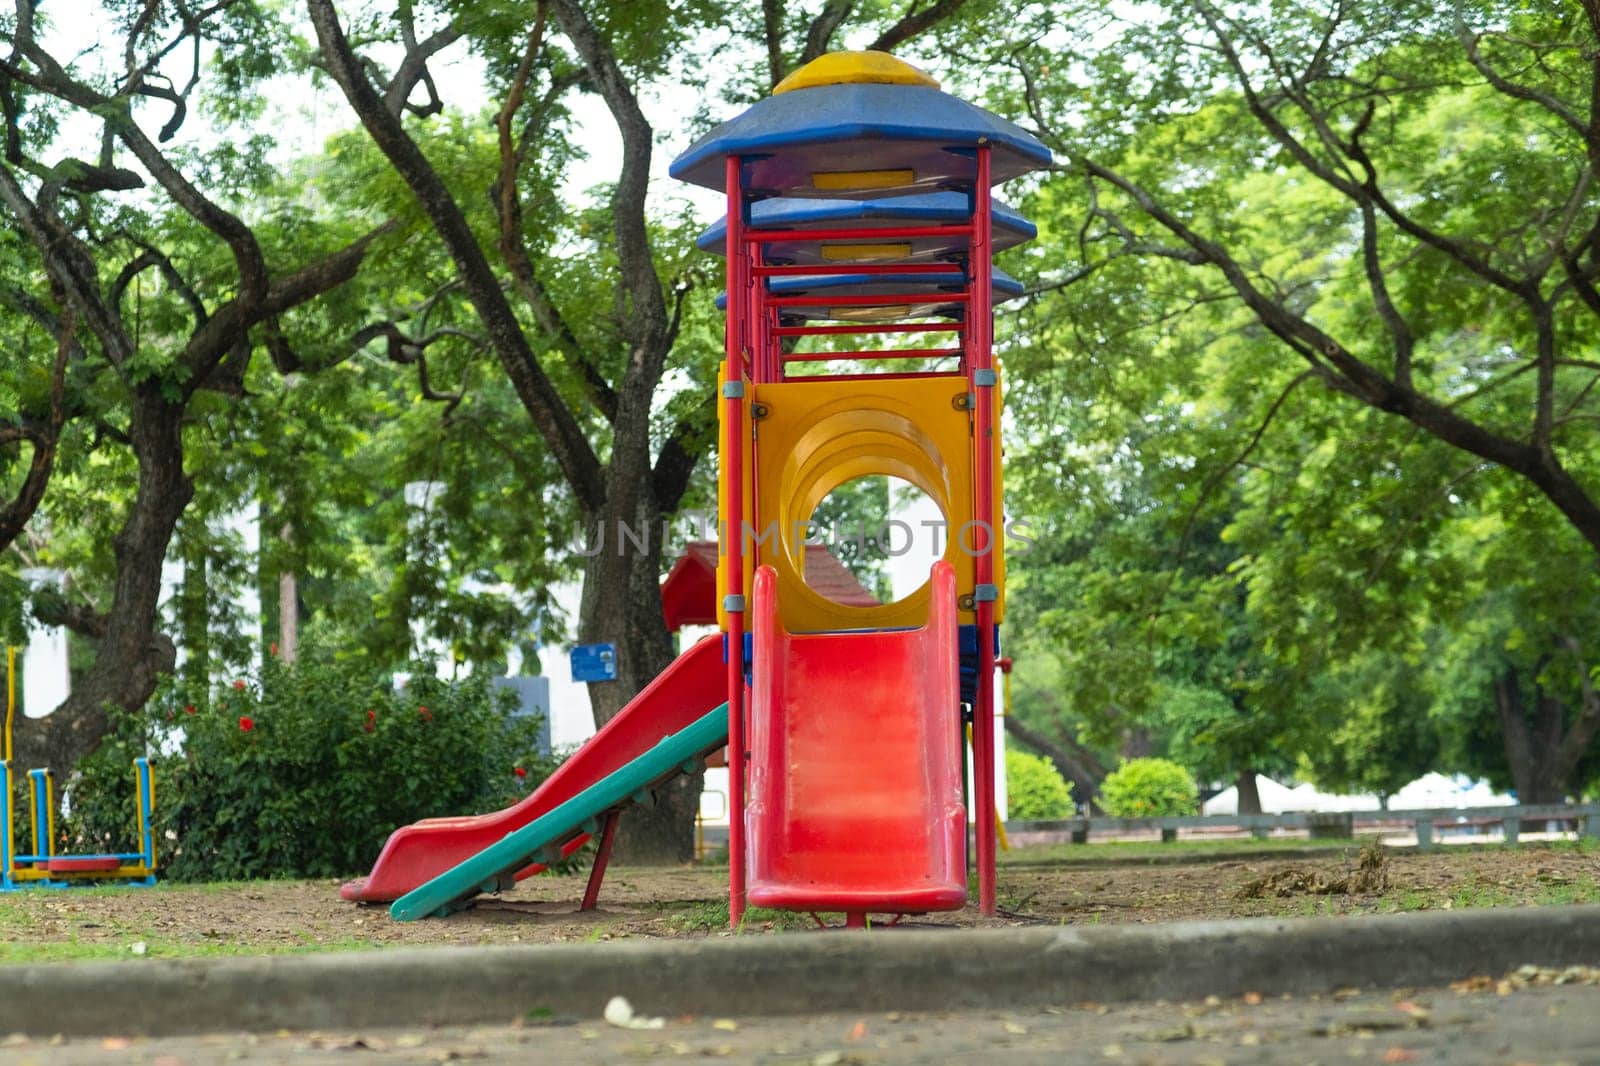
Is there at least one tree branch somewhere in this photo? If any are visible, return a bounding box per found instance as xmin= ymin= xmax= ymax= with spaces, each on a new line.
xmin=868 ymin=0 xmax=970 ymax=53
xmin=799 ymin=0 xmax=855 ymax=67
xmin=307 ymin=0 xmax=605 ymax=513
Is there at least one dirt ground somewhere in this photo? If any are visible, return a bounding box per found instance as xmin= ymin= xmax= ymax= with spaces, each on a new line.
xmin=0 ymin=841 xmax=1597 ymax=957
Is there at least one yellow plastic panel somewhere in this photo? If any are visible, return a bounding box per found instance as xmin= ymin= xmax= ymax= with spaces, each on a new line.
xmin=811 ymin=169 xmax=915 ymax=191
xmin=773 ymin=51 xmax=940 ymax=95
xmin=819 ymin=243 xmax=914 ymax=262
xmin=750 ymin=375 xmax=979 ymax=633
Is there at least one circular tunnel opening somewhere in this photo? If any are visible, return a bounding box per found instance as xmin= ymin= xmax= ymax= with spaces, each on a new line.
xmin=802 ymin=475 xmax=945 ymax=607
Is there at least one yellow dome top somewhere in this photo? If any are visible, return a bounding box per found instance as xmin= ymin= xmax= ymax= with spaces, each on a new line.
xmin=772 ymin=51 xmax=940 ymax=95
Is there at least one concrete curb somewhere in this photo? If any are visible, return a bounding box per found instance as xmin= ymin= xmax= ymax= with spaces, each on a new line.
xmin=6 ymin=905 xmax=1600 ymax=1037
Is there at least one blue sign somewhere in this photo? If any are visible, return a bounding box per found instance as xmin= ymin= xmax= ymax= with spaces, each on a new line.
xmin=570 ymin=643 xmax=618 ymax=683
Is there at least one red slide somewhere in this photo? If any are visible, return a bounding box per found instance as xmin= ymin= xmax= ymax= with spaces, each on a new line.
xmin=745 ymin=561 xmax=967 ymax=915
xmin=340 ymin=636 xmax=726 ymax=903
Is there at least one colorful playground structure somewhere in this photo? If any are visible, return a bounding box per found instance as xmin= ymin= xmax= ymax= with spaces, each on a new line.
xmin=1 ymin=647 xmax=157 ymax=890
xmin=341 ymin=51 xmax=1048 ymax=925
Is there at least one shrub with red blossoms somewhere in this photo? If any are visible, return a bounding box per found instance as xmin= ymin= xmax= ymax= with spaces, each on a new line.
xmin=70 ymin=656 xmax=553 ymax=882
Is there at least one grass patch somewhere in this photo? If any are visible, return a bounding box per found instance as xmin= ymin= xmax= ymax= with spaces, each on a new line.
xmin=664 ymin=899 xmax=812 ymax=933
xmin=0 ymin=934 xmax=383 ymax=965
xmin=1003 ymin=833 xmax=1378 ymax=866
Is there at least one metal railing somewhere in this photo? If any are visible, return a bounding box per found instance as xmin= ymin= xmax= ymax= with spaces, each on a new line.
xmin=1006 ymin=804 xmax=1600 ymax=851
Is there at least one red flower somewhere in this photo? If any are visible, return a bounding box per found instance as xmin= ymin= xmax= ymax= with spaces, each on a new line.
xmin=184 ymin=704 xmax=197 ymax=715
xmin=514 ymin=767 xmax=527 ymax=779
xmin=269 ymin=642 xmax=278 ymax=657
xmin=417 ymin=705 xmax=432 ymax=722
xmin=238 ymin=716 xmax=254 ymax=732
xmin=233 ymin=679 xmax=247 ymax=691
xmin=363 ymin=708 xmax=377 ymax=734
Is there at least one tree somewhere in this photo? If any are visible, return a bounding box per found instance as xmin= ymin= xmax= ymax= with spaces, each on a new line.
xmin=962 ymin=0 xmax=1600 ymax=804
xmin=0 ymin=1 xmax=390 ymax=774
xmin=306 ymin=0 xmax=979 ymax=860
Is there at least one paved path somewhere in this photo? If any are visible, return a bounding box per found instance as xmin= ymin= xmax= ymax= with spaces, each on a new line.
xmin=9 ymin=979 xmax=1599 ymax=1064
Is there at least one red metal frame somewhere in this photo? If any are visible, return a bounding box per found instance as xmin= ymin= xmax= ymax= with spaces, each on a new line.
xmin=724 ymin=155 xmax=748 ymax=927
xmin=580 ymin=810 xmax=620 ymax=911
xmin=970 ymin=147 xmax=999 ymax=917
xmin=719 ymin=147 xmax=1002 ymax=925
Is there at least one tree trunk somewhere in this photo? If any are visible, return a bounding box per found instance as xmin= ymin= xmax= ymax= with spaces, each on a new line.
xmin=1236 ymin=767 xmax=1263 ymax=815
xmin=1494 ymin=668 xmax=1572 ymax=819
xmin=576 ymin=493 xmax=696 ymax=864
xmin=278 ymin=522 xmax=299 ymax=664
xmin=1121 ymin=727 xmax=1152 ymax=759
xmin=1002 ymin=715 xmax=1105 ymax=807
xmin=13 ymin=394 xmax=188 ymax=778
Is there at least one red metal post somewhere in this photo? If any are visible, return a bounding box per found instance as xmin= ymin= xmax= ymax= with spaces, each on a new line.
xmin=580 ymin=810 xmax=620 ymax=911
xmin=723 ymin=154 xmax=748 ymax=928
xmin=971 ymin=147 xmax=999 ymax=917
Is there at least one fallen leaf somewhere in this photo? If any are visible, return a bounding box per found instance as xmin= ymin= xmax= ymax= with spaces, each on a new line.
xmin=1003 ymin=1022 xmax=1027 ymax=1035
xmin=712 ymin=1019 xmax=738 ymax=1032
xmin=847 ymin=1021 xmax=867 ymax=1040
xmin=1242 ymin=991 xmax=1263 ymax=1006
xmin=129 ymin=942 xmax=147 ymax=956
xmin=1381 ymin=1049 xmax=1418 ymax=1063
xmin=101 ymin=1037 xmax=131 ymax=1050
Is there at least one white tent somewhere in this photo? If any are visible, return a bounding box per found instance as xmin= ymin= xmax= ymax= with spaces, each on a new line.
xmin=1203 ymin=776 xmax=1383 ymax=815
xmin=1202 ymin=775 xmax=1302 ymax=815
xmin=1389 ymin=772 xmax=1513 ymax=810
xmin=1287 ymin=781 xmax=1382 ymax=813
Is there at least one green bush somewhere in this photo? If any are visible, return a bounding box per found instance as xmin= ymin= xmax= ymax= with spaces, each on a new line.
xmin=67 ymin=653 xmax=553 ymax=881
xmin=1098 ymin=757 xmax=1199 ymax=817
xmin=1005 ymin=748 xmax=1074 ymax=819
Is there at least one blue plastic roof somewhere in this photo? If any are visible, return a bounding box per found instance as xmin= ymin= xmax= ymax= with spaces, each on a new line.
xmin=696 ymin=192 xmax=1036 ymax=263
xmin=670 ymin=83 xmax=1053 ymax=195
xmin=714 ymin=268 xmax=1024 ymax=321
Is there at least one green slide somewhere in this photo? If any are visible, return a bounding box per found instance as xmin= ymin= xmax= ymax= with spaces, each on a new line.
xmin=390 ymin=703 xmax=729 ymax=922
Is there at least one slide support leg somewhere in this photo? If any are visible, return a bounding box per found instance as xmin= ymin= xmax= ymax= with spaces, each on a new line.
xmin=581 ymin=809 xmax=621 ymax=912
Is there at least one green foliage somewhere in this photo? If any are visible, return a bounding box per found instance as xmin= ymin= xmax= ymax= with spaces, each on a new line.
xmin=1099 ymin=758 xmax=1199 ymax=818
xmin=1004 ymin=749 xmax=1074 ymax=820
xmin=67 ymin=652 xmax=554 ymax=881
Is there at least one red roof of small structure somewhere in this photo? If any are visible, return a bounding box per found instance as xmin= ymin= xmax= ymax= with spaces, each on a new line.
xmin=660 ymin=541 xmax=880 ymax=630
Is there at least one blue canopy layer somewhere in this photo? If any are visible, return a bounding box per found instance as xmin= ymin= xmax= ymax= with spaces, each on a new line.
xmin=670 ymin=83 xmax=1053 ymax=195
xmin=714 ymin=268 xmax=1024 ymax=322
xmin=696 ymin=192 xmax=1036 ymax=263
